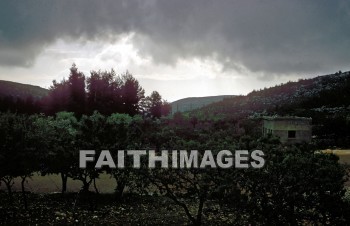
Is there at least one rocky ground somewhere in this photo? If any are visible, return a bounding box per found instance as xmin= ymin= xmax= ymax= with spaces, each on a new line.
xmin=0 ymin=192 xmax=235 ymax=225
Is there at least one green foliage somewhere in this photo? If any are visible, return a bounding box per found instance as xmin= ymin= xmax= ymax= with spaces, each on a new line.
xmin=237 ymin=144 xmax=348 ymax=225
xmin=142 ymin=91 xmax=164 ymax=118
xmin=0 ymin=111 xmax=349 ymax=224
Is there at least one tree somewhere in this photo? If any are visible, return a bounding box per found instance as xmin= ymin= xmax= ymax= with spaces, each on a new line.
xmin=173 ymin=112 xmax=185 ymax=125
xmin=141 ymin=91 xmax=163 ymax=118
xmin=67 ymin=64 xmax=86 ymax=116
xmin=0 ymin=112 xmax=21 ymax=197
xmin=148 ymin=91 xmax=162 ymax=118
xmin=71 ymin=112 xmax=108 ymax=192
xmin=146 ymin=167 xmax=214 ymax=226
xmin=190 ymin=116 xmax=198 ymax=129
xmin=45 ymin=64 xmax=86 ymax=116
xmin=0 ymin=113 xmax=41 ymax=209
xmin=121 ymin=72 xmax=145 ymax=116
xmin=161 ymin=100 xmax=172 ymax=117
xmin=138 ymin=123 xmax=221 ymax=226
xmin=35 ymin=112 xmax=79 ymax=194
xmin=46 ymin=79 xmax=70 ymax=115
xmin=86 ymin=69 xmax=122 ymax=115
xmin=237 ymin=143 xmax=349 ymax=225
xmin=106 ymin=113 xmax=133 ymax=200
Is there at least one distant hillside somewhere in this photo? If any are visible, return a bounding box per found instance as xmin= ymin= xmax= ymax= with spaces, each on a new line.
xmin=0 ymin=80 xmax=48 ymax=99
xmin=193 ymin=71 xmax=350 ymax=118
xmin=171 ymin=95 xmax=236 ymax=114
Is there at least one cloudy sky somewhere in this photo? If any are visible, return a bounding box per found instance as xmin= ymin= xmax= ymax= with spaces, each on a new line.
xmin=0 ymin=0 xmax=349 ymax=101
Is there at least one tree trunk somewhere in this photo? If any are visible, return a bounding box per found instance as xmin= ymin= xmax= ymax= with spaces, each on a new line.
xmin=194 ymin=194 xmax=206 ymax=226
xmin=5 ymin=183 xmax=12 ymax=197
xmin=166 ymin=192 xmax=197 ymax=226
xmin=93 ymin=177 xmax=99 ymax=194
xmin=115 ymin=180 xmax=126 ymax=201
xmin=5 ymin=182 xmax=13 ymax=197
xmin=61 ymin=172 xmax=68 ymax=194
xmin=2 ymin=177 xmax=14 ymax=197
xmin=82 ymin=180 xmax=90 ymax=192
xmin=21 ymin=176 xmax=28 ymax=210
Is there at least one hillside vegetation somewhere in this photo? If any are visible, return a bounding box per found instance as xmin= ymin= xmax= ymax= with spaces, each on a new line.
xmin=187 ymin=70 xmax=350 ymax=148
xmin=171 ymin=95 xmax=235 ymax=114
xmin=1 ymin=69 xmax=350 ymax=225
xmin=193 ymin=71 xmax=350 ymax=118
xmin=0 ymin=80 xmax=48 ymax=99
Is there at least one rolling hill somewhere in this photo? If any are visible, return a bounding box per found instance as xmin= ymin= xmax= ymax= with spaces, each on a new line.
xmin=171 ymin=95 xmax=236 ymax=114
xmin=0 ymin=80 xmax=48 ymax=99
xmin=191 ymin=71 xmax=350 ymax=118
xmin=1 ymin=69 xmax=350 ymax=120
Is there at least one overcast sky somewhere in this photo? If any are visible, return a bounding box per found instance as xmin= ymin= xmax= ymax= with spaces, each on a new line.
xmin=0 ymin=0 xmax=349 ymax=101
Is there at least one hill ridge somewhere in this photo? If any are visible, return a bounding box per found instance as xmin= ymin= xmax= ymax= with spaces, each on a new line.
xmin=171 ymin=95 xmax=236 ymax=114
xmin=0 ymin=80 xmax=48 ymax=99
xmin=192 ymin=70 xmax=350 ymax=118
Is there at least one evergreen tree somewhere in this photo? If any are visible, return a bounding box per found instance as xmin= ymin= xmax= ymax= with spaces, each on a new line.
xmin=86 ymin=69 xmax=122 ymax=115
xmin=121 ymin=72 xmax=145 ymax=116
xmin=67 ymin=63 xmax=86 ymax=116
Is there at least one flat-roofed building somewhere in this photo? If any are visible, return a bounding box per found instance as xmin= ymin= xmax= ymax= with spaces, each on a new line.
xmin=262 ymin=116 xmax=312 ymax=144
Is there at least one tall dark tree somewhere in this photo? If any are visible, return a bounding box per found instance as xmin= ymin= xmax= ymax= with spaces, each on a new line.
xmin=161 ymin=100 xmax=172 ymax=117
xmin=141 ymin=91 xmax=171 ymax=118
xmin=149 ymin=91 xmax=162 ymax=118
xmin=121 ymin=72 xmax=145 ymax=116
xmin=45 ymin=64 xmax=86 ymax=116
xmin=86 ymin=69 xmax=122 ymax=115
xmin=67 ymin=63 xmax=86 ymax=116
xmin=45 ymin=79 xmax=70 ymax=115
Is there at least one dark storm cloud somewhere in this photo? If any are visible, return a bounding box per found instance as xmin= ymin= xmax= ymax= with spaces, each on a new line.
xmin=0 ymin=0 xmax=350 ymax=75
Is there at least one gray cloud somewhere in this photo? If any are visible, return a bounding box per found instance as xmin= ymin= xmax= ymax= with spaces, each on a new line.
xmin=0 ymin=0 xmax=350 ymax=76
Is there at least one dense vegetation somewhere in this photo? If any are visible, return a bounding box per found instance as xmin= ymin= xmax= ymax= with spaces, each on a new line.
xmin=194 ymin=71 xmax=350 ymax=118
xmin=0 ymin=111 xmax=349 ymax=225
xmin=0 ymin=64 xmax=171 ymax=118
xmin=1 ymin=68 xmax=350 ymax=225
xmin=191 ymin=71 xmax=350 ymax=148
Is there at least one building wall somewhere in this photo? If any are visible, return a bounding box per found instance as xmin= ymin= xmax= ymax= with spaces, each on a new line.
xmin=263 ymin=117 xmax=312 ymax=144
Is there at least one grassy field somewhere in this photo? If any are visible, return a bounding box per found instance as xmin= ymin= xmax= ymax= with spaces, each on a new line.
xmin=0 ymin=173 xmax=116 ymax=193
xmin=321 ymin=149 xmax=350 ymax=164
xmin=2 ymin=150 xmax=350 ymax=194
